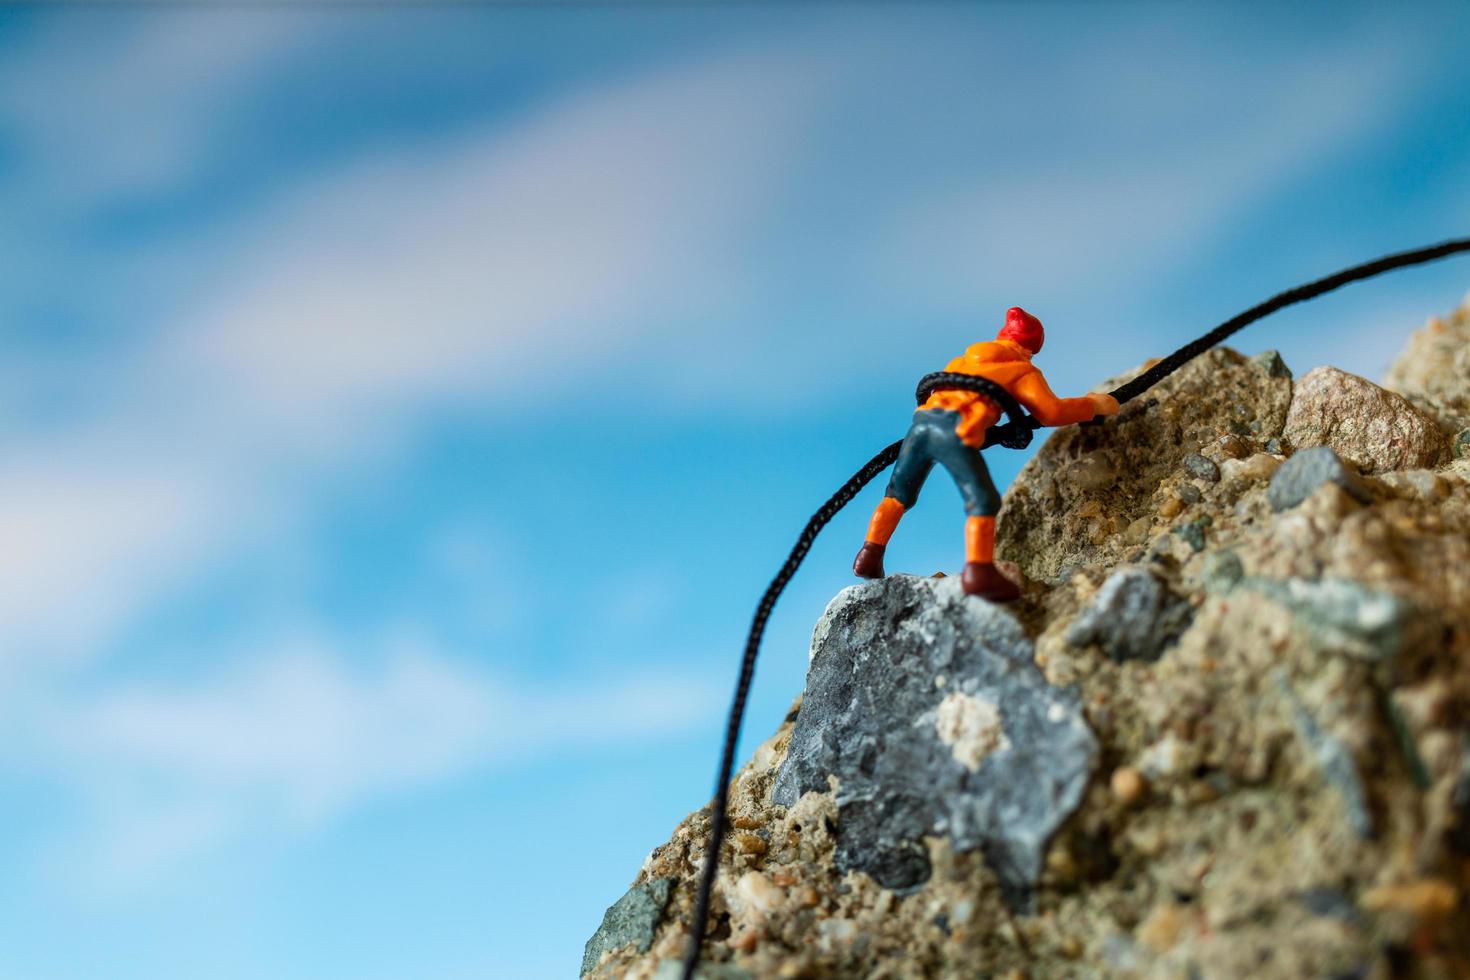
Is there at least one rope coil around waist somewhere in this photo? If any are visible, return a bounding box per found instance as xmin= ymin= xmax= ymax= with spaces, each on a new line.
xmin=913 ymin=372 xmax=1038 ymax=450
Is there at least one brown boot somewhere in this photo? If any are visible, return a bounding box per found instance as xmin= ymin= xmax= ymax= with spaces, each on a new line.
xmin=853 ymin=541 xmax=887 ymax=579
xmin=961 ymin=561 xmax=1020 ymax=602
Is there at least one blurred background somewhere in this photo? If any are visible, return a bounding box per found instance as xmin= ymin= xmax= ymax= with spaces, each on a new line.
xmin=1 ymin=3 xmax=1468 ymax=978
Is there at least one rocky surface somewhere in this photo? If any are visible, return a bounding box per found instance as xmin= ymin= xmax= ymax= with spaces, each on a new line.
xmin=583 ymin=879 xmax=676 ymax=977
xmin=1384 ymin=295 xmax=1470 ymax=435
xmin=584 ymin=297 xmax=1470 ymax=980
xmin=772 ymin=574 xmax=1096 ymax=904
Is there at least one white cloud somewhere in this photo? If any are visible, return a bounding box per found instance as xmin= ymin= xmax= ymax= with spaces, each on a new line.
xmin=39 ymin=640 xmax=722 ymax=886
xmin=168 ymin=45 xmax=828 ymax=434
xmin=0 ymin=38 xmax=836 ymax=652
xmin=0 ymin=451 xmax=218 ymax=657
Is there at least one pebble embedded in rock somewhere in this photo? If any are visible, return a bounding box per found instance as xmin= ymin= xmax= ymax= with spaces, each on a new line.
xmin=735 ymin=870 xmax=782 ymax=919
xmin=1220 ymin=452 xmax=1280 ymax=483
xmin=582 ymin=878 xmax=676 ymax=977
xmin=1067 ymin=566 xmax=1193 ymax=662
xmin=1172 ymin=516 xmax=1210 ymax=553
xmin=1252 ymin=349 xmax=1293 ymax=380
xmin=773 ymin=574 xmax=1097 ymax=906
xmin=1182 ymin=453 xmax=1220 ymax=482
xmin=1111 ymin=766 xmax=1148 ymax=807
xmin=1200 ymin=550 xmax=1244 ymax=594
xmin=1246 ymin=576 xmax=1410 ymax=661
xmin=1267 ymin=446 xmax=1372 ymax=511
xmin=1216 ymin=433 xmax=1253 ymax=459
xmin=1276 ymin=672 xmax=1373 ymax=839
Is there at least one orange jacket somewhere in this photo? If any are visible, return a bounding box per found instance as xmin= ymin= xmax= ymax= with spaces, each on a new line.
xmin=922 ymin=339 xmax=1098 ymax=446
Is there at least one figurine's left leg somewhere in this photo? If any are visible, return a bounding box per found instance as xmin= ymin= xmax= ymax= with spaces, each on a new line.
xmin=854 ymin=419 xmax=938 ymax=579
xmin=939 ymin=445 xmax=1021 ymax=602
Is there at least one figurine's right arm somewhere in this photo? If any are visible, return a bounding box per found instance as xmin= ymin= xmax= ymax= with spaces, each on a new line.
xmin=1012 ymin=370 xmax=1118 ymax=427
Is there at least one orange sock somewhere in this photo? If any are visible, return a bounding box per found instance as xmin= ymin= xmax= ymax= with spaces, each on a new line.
xmin=965 ymin=516 xmax=996 ymax=565
xmin=866 ymin=497 xmax=906 ymax=546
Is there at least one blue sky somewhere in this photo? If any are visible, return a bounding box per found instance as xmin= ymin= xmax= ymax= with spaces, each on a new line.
xmin=1 ymin=4 xmax=1469 ymax=978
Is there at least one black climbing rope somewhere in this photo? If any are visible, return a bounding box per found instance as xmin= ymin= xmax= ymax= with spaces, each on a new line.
xmin=679 ymin=438 xmax=901 ymax=980
xmin=680 ymin=236 xmax=1470 ymax=980
xmin=1107 ymin=237 xmax=1470 ymax=407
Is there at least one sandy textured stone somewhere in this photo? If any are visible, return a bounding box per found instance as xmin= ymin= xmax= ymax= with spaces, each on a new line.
xmin=587 ymin=300 xmax=1470 ymax=980
xmin=998 ymin=346 xmax=1292 ymax=583
xmin=1383 ymin=294 xmax=1470 ymax=432
xmin=1283 ymin=366 xmax=1448 ymax=474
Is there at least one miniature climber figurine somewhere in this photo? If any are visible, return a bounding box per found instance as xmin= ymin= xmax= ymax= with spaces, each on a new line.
xmin=852 ymin=307 xmax=1119 ymax=601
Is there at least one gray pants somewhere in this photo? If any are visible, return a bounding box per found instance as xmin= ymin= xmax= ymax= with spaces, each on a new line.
xmin=885 ymin=409 xmax=1001 ymax=517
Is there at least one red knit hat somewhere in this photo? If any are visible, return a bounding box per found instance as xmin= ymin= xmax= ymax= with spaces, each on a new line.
xmin=998 ymin=306 xmax=1044 ymax=353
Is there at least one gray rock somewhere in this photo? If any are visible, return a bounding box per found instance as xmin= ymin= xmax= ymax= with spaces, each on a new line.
xmin=774 ymin=575 xmax=1096 ymax=907
xmin=1183 ymin=453 xmax=1221 ymax=482
xmin=1200 ymin=550 xmax=1244 ymax=594
xmin=1252 ymin=349 xmax=1292 ymax=380
xmin=1293 ymin=887 xmax=1361 ymax=923
xmin=1456 ymin=428 xmax=1470 ymax=460
xmin=1245 ymin=576 xmax=1411 ymax=661
xmin=1067 ymin=566 xmax=1193 ymax=661
xmin=582 ymin=877 xmax=675 ymax=977
xmin=1275 ymin=671 xmax=1373 ymax=838
xmin=1267 ymin=446 xmax=1372 ymax=511
xmin=1173 ymin=516 xmax=1211 ymax=553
